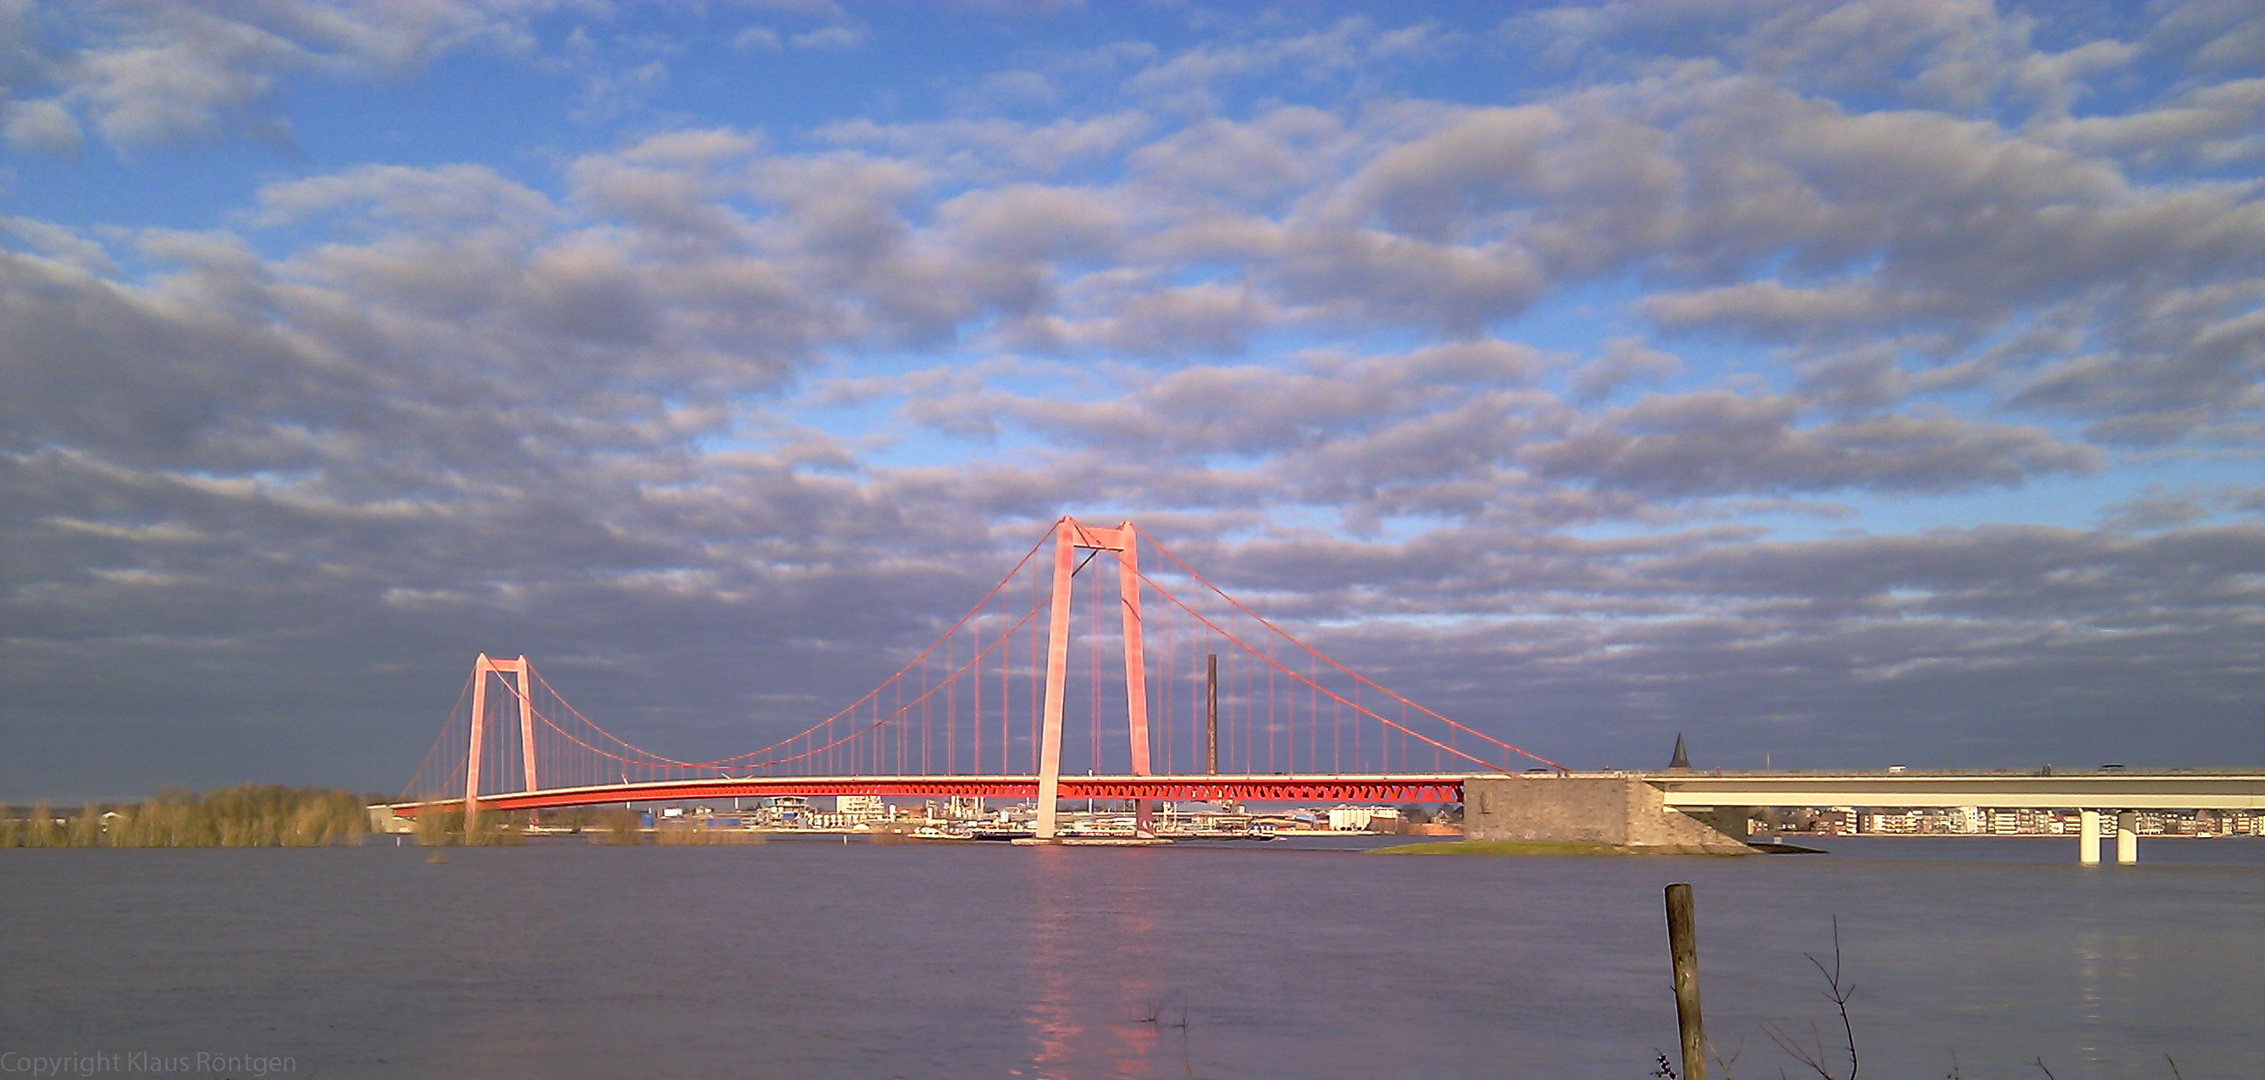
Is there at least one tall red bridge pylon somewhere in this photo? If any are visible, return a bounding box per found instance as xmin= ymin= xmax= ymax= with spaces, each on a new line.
xmin=1035 ymin=519 xmax=1147 ymax=838
xmin=464 ymin=654 xmax=532 ymax=827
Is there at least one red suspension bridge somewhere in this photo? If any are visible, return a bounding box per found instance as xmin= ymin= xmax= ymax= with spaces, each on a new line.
xmin=394 ymin=517 xmax=1565 ymax=839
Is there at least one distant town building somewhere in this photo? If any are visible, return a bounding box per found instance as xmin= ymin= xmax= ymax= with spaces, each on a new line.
xmin=1808 ymin=806 xmax=2238 ymax=838
xmin=1327 ymin=805 xmax=1399 ymax=831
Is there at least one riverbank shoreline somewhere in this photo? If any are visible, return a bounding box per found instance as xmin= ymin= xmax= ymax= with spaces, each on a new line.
xmin=1375 ymin=839 xmax=1751 ymax=857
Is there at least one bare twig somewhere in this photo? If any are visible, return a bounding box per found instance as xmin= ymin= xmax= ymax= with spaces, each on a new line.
xmin=2031 ymin=1058 xmax=2058 ymax=1080
xmin=1708 ymin=1035 xmax=1744 ymax=1079
xmin=2166 ymin=1055 xmax=2184 ymax=1080
xmin=1764 ymin=1020 xmax=1837 ymax=1080
xmin=1134 ymin=993 xmax=1194 ymax=1077
xmin=1762 ymin=917 xmax=1857 ymax=1080
xmin=1176 ymin=1000 xmax=1193 ymax=1078
xmin=1816 ymin=917 xmax=1858 ymax=1080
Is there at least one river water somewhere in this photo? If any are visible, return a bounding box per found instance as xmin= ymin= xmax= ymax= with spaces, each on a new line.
xmin=2 ymin=835 xmax=2259 ymax=1079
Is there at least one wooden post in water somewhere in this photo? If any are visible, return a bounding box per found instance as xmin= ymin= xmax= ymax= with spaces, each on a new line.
xmin=1664 ymin=882 xmax=1707 ymax=1080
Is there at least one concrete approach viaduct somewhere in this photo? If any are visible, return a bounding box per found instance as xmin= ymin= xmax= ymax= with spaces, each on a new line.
xmin=1464 ymin=769 xmax=2265 ymax=863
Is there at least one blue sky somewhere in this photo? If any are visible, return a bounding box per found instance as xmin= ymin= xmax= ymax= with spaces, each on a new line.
xmin=2 ymin=1 xmax=2260 ymax=800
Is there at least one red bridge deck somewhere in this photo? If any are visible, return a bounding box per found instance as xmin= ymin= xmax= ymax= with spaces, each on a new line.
xmin=390 ymin=773 xmax=1473 ymax=814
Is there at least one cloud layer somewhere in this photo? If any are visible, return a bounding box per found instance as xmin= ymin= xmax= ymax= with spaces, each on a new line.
xmin=3 ymin=1 xmax=2260 ymax=798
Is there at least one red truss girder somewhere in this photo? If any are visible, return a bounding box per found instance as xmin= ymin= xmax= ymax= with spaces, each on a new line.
xmin=395 ymin=774 xmax=1470 ymax=815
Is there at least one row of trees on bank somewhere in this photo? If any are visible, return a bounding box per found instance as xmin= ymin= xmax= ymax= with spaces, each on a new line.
xmin=1 ymin=785 xmax=370 ymax=847
xmin=406 ymin=806 xmax=644 ymax=845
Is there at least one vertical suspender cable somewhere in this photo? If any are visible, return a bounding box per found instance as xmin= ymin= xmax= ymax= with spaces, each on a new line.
xmin=946 ymin=630 xmax=956 ymax=775
xmin=1089 ymin=556 xmax=1101 ymax=775
xmin=1006 ymin=569 xmax=1015 ymax=779
xmin=1242 ymin=643 xmax=1252 ymax=775
xmin=973 ymin=610 xmax=981 ymax=775
xmin=1163 ymin=589 xmax=1173 ymax=775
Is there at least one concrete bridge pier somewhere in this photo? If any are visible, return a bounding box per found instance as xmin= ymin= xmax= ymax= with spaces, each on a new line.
xmin=1463 ymin=775 xmax=1752 ymax=854
xmin=2076 ymin=809 xmax=2141 ymax=865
